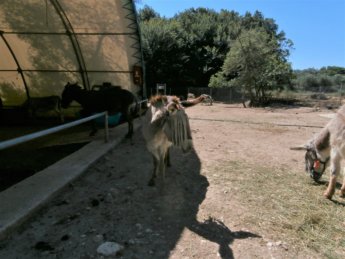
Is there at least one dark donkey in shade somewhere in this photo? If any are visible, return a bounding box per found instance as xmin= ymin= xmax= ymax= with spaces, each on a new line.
xmin=61 ymin=82 xmax=138 ymax=138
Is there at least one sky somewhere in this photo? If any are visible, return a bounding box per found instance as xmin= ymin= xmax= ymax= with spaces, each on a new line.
xmin=136 ymin=0 xmax=345 ymax=70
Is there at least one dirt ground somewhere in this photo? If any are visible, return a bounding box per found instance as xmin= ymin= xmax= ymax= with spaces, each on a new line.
xmin=0 ymin=102 xmax=336 ymax=258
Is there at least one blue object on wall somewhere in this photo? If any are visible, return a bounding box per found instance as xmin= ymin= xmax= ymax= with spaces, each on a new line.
xmin=94 ymin=112 xmax=122 ymax=127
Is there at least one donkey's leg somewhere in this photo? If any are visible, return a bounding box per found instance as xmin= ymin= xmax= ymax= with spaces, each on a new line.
xmin=89 ymin=122 xmax=98 ymax=136
xmin=148 ymin=154 xmax=158 ymax=186
xmin=324 ymin=149 xmax=340 ymax=199
xmin=126 ymin=119 xmax=133 ymax=139
xmin=165 ymin=148 xmax=171 ymax=167
xmin=58 ymin=109 xmax=64 ymax=123
xmin=157 ymin=155 xmax=166 ymax=190
xmin=339 ymin=168 xmax=345 ymax=197
xmin=160 ymin=155 xmax=166 ymax=181
xmin=80 ymin=109 xmax=97 ymax=136
xmin=123 ymin=107 xmax=133 ymax=139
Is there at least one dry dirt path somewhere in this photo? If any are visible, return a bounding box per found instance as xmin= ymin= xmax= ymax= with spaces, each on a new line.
xmin=0 ymin=103 xmax=333 ymax=258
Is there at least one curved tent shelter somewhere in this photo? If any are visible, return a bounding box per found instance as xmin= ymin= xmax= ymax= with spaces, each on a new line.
xmin=0 ymin=0 xmax=145 ymax=109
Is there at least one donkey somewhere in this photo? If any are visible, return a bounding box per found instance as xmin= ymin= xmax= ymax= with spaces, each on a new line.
xmin=142 ymin=95 xmax=206 ymax=186
xmin=61 ymin=82 xmax=137 ymax=138
xmin=22 ymin=95 xmax=64 ymax=123
xmin=291 ymin=105 xmax=345 ymax=199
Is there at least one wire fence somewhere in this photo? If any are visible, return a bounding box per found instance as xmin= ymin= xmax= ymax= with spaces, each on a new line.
xmin=187 ymin=87 xmax=244 ymax=103
xmin=187 ymin=87 xmax=345 ymax=107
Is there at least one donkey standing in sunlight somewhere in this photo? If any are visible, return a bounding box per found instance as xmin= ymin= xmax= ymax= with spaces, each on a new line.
xmin=142 ymin=94 xmax=206 ymax=186
xmin=292 ymin=105 xmax=345 ymax=199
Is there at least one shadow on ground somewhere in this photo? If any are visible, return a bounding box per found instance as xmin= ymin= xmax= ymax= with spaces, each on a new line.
xmin=0 ymin=131 xmax=260 ymax=258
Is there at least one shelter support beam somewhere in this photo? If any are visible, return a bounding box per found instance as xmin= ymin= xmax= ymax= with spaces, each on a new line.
xmin=50 ymin=0 xmax=90 ymax=89
xmin=0 ymin=31 xmax=30 ymax=100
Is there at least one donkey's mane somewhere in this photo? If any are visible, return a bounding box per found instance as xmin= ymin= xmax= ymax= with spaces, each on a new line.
xmin=149 ymin=95 xmax=167 ymax=106
xmin=149 ymin=95 xmax=180 ymax=106
xmin=314 ymin=127 xmax=330 ymax=151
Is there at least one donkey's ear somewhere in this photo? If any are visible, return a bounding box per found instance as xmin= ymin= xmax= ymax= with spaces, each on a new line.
xmin=314 ymin=128 xmax=330 ymax=151
xmin=290 ymin=145 xmax=308 ymax=151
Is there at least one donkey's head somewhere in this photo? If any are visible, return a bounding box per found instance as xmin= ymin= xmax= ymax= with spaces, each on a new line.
xmin=61 ymin=82 xmax=81 ymax=108
xmin=148 ymin=95 xmax=181 ymax=124
xmin=291 ymin=129 xmax=330 ymax=182
xmin=305 ymin=144 xmax=329 ymax=182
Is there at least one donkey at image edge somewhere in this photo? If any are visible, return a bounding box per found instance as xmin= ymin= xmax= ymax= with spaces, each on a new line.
xmin=291 ymin=105 xmax=345 ymax=199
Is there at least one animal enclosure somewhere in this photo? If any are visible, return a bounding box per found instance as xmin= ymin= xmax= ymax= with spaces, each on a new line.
xmin=1 ymin=101 xmax=345 ymax=258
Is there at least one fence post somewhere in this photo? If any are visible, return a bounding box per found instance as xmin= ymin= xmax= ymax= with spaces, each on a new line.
xmin=104 ymin=111 xmax=109 ymax=143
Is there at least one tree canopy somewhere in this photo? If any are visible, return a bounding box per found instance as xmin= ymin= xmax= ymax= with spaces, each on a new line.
xmin=210 ymin=28 xmax=293 ymax=104
xmin=138 ymin=6 xmax=294 ymax=103
xmin=293 ymin=66 xmax=345 ymax=92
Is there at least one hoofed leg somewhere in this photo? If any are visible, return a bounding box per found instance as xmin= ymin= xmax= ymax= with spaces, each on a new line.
xmin=324 ymin=150 xmax=340 ymax=199
xmin=165 ymin=148 xmax=171 ymax=167
xmin=159 ymin=156 xmax=166 ymax=181
xmin=126 ymin=120 xmax=133 ymax=139
xmin=123 ymin=106 xmax=134 ymax=139
xmin=148 ymin=155 xmax=158 ymax=186
xmin=340 ymin=168 xmax=345 ymax=197
xmin=58 ymin=109 xmax=64 ymax=123
xmin=89 ymin=122 xmax=98 ymax=136
xmin=149 ymin=154 xmax=167 ymax=187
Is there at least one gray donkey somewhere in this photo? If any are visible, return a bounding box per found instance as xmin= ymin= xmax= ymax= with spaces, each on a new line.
xmin=292 ymin=105 xmax=345 ymax=199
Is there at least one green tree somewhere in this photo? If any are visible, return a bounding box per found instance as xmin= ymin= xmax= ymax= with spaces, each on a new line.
xmin=137 ymin=5 xmax=160 ymax=22
xmin=334 ymin=74 xmax=345 ymax=86
xmin=210 ymin=28 xmax=292 ymax=105
xmin=140 ymin=18 xmax=187 ymax=92
xmin=138 ymin=6 xmax=293 ymax=96
xmin=320 ymin=66 xmax=345 ymax=76
xmin=175 ymin=8 xmax=230 ymax=86
xmin=292 ymin=67 xmax=345 ymax=91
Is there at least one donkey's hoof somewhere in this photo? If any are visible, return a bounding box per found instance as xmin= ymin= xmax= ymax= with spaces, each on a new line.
xmin=323 ymin=191 xmax=333 ymax=200
xmin=89 ymin=130 xmax=97 ymax=137
xmin=125 ymin=130 xmax=133 ymax=139
xmin=148 ymin=179 xmax=155 ymax=187
xmin=339 ymin=190 xmax=345 ymax=198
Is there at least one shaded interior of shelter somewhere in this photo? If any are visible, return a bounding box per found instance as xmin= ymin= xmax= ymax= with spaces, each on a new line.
xmin=0 ymin=114 xmax=92 ymax=192
xmin=0 ymin=141 xmax=88 ymax=192
xmin=0 ymin=90 xmax=149 ymax=192
xmin=0 ymin=0 xmax=143 ymax=107
xmin=0 ymin=0 xmax=144 ymax=192
xmin=0 ymin=103 xmax=146 ymax=192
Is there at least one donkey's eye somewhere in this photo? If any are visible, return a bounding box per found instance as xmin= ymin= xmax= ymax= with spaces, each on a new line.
xmin=167 ymin=103 xmax=178 ymax=112
xmin=168 ymin=106 xmax=175 ymax=112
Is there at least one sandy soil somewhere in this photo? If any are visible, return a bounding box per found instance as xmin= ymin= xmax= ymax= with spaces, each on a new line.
xmin=0 ymin=102 xmax=335 ymax=258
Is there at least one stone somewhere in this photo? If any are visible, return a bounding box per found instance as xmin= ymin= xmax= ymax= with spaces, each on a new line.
xmin=97 ymin=242 xmax=124 ymax=256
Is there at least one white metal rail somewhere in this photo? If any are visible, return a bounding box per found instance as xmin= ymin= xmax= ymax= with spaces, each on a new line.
xmin=0 ymin=112 xmax=109 ymax=151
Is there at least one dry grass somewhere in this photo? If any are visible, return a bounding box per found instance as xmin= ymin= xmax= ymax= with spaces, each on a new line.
xmin=211 ymin=160 xmax=345 ymax=259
